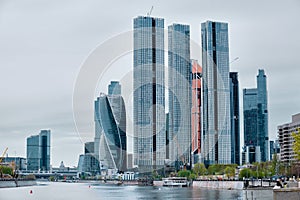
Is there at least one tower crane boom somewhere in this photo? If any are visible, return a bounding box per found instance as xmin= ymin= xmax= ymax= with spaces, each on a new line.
xmin=0 ymin=147 xmax=8 ymax=163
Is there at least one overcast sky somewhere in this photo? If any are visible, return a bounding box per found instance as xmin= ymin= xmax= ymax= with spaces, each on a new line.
xmin=0 ymin=0 xmax=300 ymax=167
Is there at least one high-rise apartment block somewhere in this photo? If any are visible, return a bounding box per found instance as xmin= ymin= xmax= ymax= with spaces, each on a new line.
xmin=278 ymin=113 xmax=300 ymax=163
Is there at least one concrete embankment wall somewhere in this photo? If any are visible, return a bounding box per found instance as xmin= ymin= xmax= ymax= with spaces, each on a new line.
xmin=273 ymin=188 xmax=300 ymax=200
xmin=104 ymin=180 xmax=139 ymax=185
xmin=193 ymin=181 xmax=244 ymax=190
xmin=16 ymin=180 xmax=37 ymax=187
xmin=0 ymin=179 xmax=36 ymax=188
xmin=123 ymin=180 xmax=139 ymax=185
xmin=0 ymin=180 xmax=16 ymax=188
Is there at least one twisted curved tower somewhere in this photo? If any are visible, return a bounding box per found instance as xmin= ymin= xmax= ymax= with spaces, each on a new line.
xmin=94 ymin=92 xmax=127 ymax=172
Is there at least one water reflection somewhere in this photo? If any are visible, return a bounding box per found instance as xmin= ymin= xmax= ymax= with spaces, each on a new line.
xmin=0 ymin=182 xmax=273 ymax=200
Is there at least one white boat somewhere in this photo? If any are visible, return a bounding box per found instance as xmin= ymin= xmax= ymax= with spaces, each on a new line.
xmin=162 ymin=177 xmax=189 ymax=187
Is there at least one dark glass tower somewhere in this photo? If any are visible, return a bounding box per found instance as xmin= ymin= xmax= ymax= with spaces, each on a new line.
xmin=230 ymin=72 xmax=240 ymax=165
xmin=26 ymin=130 xmax=50 ymax=171
xmin=243 ymin=69 xmax=269 ymax=162
xmin=39 ymin=130 xmax=50 ymax=171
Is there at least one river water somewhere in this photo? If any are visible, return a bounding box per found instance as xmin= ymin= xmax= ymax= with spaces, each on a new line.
xmin=0 ymin=182 xmax=273 ymax=200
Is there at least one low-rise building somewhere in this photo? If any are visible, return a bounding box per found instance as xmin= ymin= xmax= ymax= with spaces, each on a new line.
xmin=2 ymin=157 xmax=26 ymax=171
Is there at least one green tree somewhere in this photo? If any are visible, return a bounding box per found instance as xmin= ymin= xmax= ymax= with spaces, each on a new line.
xmin=239 ymin=168 xmax=252 ymax=179
xmin=193 ymin=163 xmax=207 ymax=176
xmin=208 ymin=165 xmax=216 ymax=175
xmin=224 ymin=166 xmax=235 ymax=178
xmin=152 ymin=170 xmax=161 ymax=180
xmin=207 ymin=164 xmax=237 ymax=175
xmin=213 ymin=164 xmax=223 ymax=175
xmin=270 ymin=154 xmax=278 ymax=175
xmin=178 ymin=170 xmax=191 ymax=178
xmin=189 ymin=173 xmax=196 ymax=180
xmin=49 ymin=176 xmax=55 ymax=182
xmin=0 ymin=165 xmax=13 ymax=177
xmin=292 ymin=128 xmax=300 ymax=160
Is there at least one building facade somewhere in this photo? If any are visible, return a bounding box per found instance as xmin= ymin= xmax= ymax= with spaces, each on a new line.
xmin=133 ymin=16 xmax=166 ymax=174
xmin=278 ymin=113 xmax=300 ymax=163
xmin=269 ymin=140 xmax=280 ymax=160
xmin=242 ymin=146 xmax=261 ymax=164
xmin=94 ymin=90 xmax=127 ymax=172
xmin=168 ymin=23 xmax=191 ymax=170
xmin=77 ymin=141 xmax=99 ymax=175
xmin=26 ymin=135 xmax=40 ymax=171
xmin=127 ymin=153 xmax=133 ymax=170
xmin=108 ymin=81 xmax=121 ymax=96
xmin=230 ymin=72 xmax=240 ymax=165
xmin=39 ymin=130 xmax=51 ymax=171
xmin=166 ymin=113 xmax=169 ymax=160
xmin=243 ymin=69 xmax=269 ymax=162
xmin=201 ymin=21 xmax=231 ymax=165
xmin=84 ymin=142 xmax=94 ymax=154
xmin=3 ymin=157 xmax=26 ymax=171
xmin=77 ymin=154 xmax=100 ymax=175
xmin=191 ymin=60 xmax=202 ymax=165
xmin=26 ymin=130 xmax=50 ymax=171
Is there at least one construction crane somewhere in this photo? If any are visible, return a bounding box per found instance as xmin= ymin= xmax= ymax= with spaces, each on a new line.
xmin=147 ymin=6 xmax=153 ymax=16
xmin=0 ymin=147 xmax=8 ymax=163
xmin=230 ymin=57 xmax=239 ymax=64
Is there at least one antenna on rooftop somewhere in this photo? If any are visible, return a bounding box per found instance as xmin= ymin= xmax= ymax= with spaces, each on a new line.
xmin=147 ymin=6 xmax=154 ymax=16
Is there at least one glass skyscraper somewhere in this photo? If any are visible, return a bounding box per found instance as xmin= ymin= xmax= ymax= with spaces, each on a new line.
xmin=243 ymin=69 xmax=269 ymax=162
xmin=201 ymin=21 xmax=231 ymax=165
xmin=230 ymin=72 xmax=240 ymax=165
xmin=26 ymin=135 xmax=40 ymax=171
xmin=77 ymin=141 xmax=100 ymax=175
xmin=94 ymin=85 xmax=127 ymax=172
xmin=26 ymin=130 xmax=51 ymax=171
xmin=39 ymin=130 xmax=51 ymax=171
xmin=243 ymin=88 xmax=258 ymax=146
xmin=168 ymin=23 xmax=191 ymax=170
xmin=133 ymin=16 xmax=166 ymax=174
xmin=108 ymin=81 xmax=121 ymax=96
xmin=84 ymin=141 xmax=94 ymax=154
